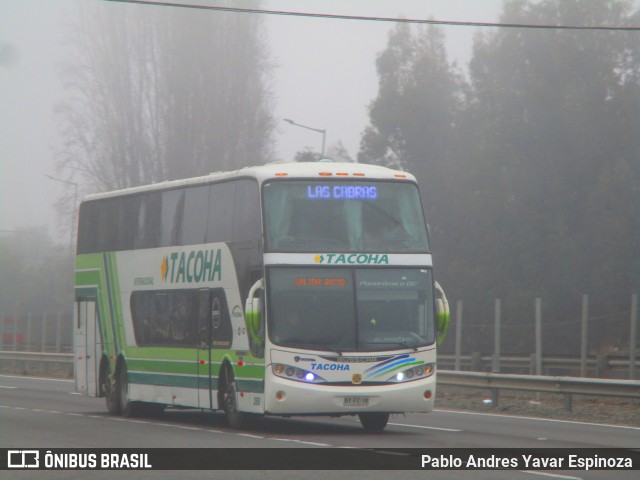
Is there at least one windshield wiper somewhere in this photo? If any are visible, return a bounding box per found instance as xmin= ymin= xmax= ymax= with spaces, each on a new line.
xmin=279 ymin=340 xmax=343 ymax=356
xmin=360 ymin=341 xmax=419 ymax=352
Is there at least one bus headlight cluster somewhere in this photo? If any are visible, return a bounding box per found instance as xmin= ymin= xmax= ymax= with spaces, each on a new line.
xmin=272 ymin=364 xmax=326 ymax=383
xmin=388 ymin=363 xmax=434 ymax=383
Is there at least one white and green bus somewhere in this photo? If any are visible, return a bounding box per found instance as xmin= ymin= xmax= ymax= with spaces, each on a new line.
xmin=74 ymin=161 xmax=450 ymax=431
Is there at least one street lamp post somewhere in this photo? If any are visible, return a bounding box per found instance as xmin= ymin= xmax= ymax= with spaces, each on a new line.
xmin=45 ymin=175 xmax=79 ymax=257
xmin=283 ymin=118 xmax=327 ymax=158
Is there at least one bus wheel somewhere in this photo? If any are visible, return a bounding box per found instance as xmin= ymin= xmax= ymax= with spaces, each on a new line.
xmin=117 ymin=362 xmax=141 ymax=417
xmin=221 ymin=365 xmax=248 ymax=429
xmin=358 ymin=413 xmax=389 ymax=432
xmin=102 ymin=363 xmax=121 ymax=415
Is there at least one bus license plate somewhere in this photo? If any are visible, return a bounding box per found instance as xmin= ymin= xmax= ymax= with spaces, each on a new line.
xmin=343 ymin=397 xmax=369 ymax=407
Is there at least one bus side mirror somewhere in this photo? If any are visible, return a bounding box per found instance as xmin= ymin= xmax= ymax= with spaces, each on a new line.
xmin=434 ymin=282 xmax=450 ymax=346
xmin=245 ymin=297 xmax=262 ymax=332
xmin=245 ymin=279 xmax=264 ymax=346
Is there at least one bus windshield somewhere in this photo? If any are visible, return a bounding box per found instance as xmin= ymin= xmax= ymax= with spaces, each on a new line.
xmin=267 ymin=267 xmax=435 ymax=352
xmin=263 ymin=180 xmax=429 ymax=253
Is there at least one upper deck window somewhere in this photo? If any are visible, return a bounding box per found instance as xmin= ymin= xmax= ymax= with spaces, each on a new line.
xmin=263 ymin=180 xmax=429 ymax=253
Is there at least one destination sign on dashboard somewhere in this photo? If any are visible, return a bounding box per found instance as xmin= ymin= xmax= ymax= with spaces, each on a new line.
xmin=294 ymin=277 xmax=347 ymax=287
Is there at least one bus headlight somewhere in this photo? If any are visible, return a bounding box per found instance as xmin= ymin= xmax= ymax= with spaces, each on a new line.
xmin=272 ymin=363 xmax=326 ymax=384
xmin=388 ymin=363 xmax=434 ymax=383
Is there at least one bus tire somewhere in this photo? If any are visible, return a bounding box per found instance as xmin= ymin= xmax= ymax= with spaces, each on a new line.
xmin=358 ymin=412 xmax=389 ymax=432
xmin=116 ymin=361 xmax=143 ymax=417
xmin=101 ymin=358 xmax=121 ymax=415
xmin=220 ymin=364 xmax=249 ymax=429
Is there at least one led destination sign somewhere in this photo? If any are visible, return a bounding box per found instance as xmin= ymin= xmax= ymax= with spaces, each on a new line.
xmin=307 ymin=185 xmax=377 ymax=200
xmin=294 ymin=277 xmax=347 ymax=287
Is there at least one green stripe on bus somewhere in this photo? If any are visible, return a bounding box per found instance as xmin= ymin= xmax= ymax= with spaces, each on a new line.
xmin=128 ymin=372 xmax=264 ymax=393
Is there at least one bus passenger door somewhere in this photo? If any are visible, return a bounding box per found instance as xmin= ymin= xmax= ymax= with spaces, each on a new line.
xmin=75 ymin=299 xmax=100 ymax=396
xmin=197 ymin=289 xmax=213 ymax=409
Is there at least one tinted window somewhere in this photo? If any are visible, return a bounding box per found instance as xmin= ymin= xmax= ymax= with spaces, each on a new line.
xmin=182 ymin=185 xmax=210 ymax=245
xmin=96 ymin=198 xmax=119 ymax=252
xmin=233 ymin=180 xmax=261 ymax=241
xmin=160 ymin=189 xmax=184 ymax=247
xmin=206 ymin=182 xmax=234 ymax=243
xmin=117 ymin=195 xmax=140 ymax=251
xmin=77 ymin=202 xmax=98 ymax=254
xmin=130 ymin=290 xmax=198 ymax=347
xmin=142 ymin=192 xmax=162 ymax=249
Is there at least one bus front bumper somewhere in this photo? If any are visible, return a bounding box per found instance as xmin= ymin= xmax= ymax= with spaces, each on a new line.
xmin=263 ymin=370 xmax=436 ymax=415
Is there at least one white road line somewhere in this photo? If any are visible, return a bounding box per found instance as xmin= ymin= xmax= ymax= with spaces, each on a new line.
xmin=0 ymin=386 xmax=17 ymax=389
xmin=435 ymin=409 xmax=640 ymax=431
xmin=387 ymin=421 xmax=462 ymax=432
xmin=522 ymin=470 xmax=582 ymax=480
xmin=0 ymin=374 xmax=73 ymax=382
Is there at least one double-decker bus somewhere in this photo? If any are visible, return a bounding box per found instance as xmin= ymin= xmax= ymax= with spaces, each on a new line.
xmin=74 ymin=161 xmax=450 ymax=431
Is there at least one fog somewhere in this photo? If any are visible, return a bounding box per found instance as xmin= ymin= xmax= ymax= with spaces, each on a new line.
xmin=0 ymin=0 xmax=500 ymax=237
xmin=1 ymin=0 xmax=638 ymax=357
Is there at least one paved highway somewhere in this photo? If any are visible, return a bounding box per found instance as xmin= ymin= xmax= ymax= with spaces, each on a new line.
xmin=1 ymin=375 xmax=638 ymax=480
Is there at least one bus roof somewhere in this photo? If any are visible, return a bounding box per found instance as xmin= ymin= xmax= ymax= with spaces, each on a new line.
xmin=81 ymin=162 xmax=417 ymax=203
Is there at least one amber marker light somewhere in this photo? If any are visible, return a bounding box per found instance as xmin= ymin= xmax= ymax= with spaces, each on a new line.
xmin=275 ymin=173 xmax=288 ymax=177
xmin=319 ymin=172 xmax=332 ymax=176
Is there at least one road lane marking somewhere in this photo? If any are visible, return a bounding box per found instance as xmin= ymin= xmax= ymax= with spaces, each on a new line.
xmin=0 ymin=386 xmax=17 ymax=389
xmin=0 ymin=374 xmax=73 ymax=382
xmin=435 ymin=409 xmax=640 ymax=431
xmin=349 ymin=417 xmax=462 ymax=432
xmin=388 ymin=422 xmax=462 ymax=432
xmin=522 ymin=471 xmax=582 ymax=480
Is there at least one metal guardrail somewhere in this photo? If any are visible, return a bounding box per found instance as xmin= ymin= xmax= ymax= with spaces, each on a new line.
xmin=437 ymin=353 xmax=638 ymax=377
xmin=438 ymin=369 xmax=640 ymax=410
xmin=1 ymin=351 xmax=638 ymax=411
xmin=0 ymin=350 xmax=73 ymax=377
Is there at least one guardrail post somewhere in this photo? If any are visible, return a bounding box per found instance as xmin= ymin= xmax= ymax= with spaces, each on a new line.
xmin=596 ymin=354 xmax=608 ymax=378
xmin=535 ymin=298 xmax=542 ymax=376
xmin=55 ymin=313 xmax=62 ymax=353
xmin=631 ymin=293 xmax=637 ymax=380
xmin=581 ymin=294 xmax=588 ymax=377
xmin=491 ymin=387 xmax=499 ymax=407
xmin=492 ymin=299 xmax=501 ymax=373
xmin=564 ymin=394 xmax=573 ymax=412
xmin=26 ymin=313 xmax=32 ymax=352
xmin=471 ymin=352 xmax=482 ymax=371
xmin=41 ymin=313 xmax=47 ymax=352
xmin=455 ymin=300 xmax=463 ymax=370
xmin=0 ymin=316 xmax=4 ymax=350
xmin=13 ymin=320 xmax=18 ymax=351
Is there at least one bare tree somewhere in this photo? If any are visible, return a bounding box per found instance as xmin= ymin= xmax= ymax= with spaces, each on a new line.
xmin=56 ymin=1 xmax=275 ymax=193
